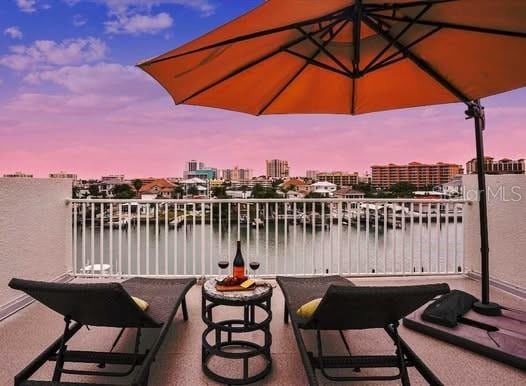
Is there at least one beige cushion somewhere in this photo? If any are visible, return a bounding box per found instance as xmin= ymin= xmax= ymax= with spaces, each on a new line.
xmin=296 ymin=298 xmax=322 ymax=319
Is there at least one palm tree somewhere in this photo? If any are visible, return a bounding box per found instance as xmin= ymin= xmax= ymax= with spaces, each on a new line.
xmin=132 ymin=179 xmax=143 ymax=197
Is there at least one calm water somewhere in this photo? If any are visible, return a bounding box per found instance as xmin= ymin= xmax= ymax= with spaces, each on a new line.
xmin=74 ymin=221 xmax=463 ymax=276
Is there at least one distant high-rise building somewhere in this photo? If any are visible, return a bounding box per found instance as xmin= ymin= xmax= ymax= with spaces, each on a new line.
xmin=466 ymin=157 xmax=525 ymax=175
xmin=305 ymin=170 xmax=320 ymax=180
xmin=184 ymin=160 xmax=205 ymax=178
xmin=266 ymin=159 xmax=289 ymax=179
xmin=371 ymin=162 xmax=462 ymax=189
xmin=2 ymin=172 xmax=33 ymax=178
xmin=317 ymin=171 xmax=358 ymax=187
xmin=222 ymin=167 xmax=253 ymax=182
xmin=49 ymin=171 xmax=78 ymax=181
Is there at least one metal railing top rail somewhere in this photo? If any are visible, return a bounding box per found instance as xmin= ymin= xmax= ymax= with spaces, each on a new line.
xmin=71 ymin=272 xmax=464 ymax=279
xmin=68 ymin=198 xmax=472 ymax=204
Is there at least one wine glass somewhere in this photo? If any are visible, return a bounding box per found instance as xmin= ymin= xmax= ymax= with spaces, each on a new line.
xmin=249 ymin=261 xmax=260 ymax=278
xmin=218 ymin=260 xmax=229 ymax=279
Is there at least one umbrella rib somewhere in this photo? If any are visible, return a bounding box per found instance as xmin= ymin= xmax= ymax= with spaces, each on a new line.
xmin=296 ymin=26 xmax=353 ymax=76
xmin=283 ymin=49 xmax=353 ymax=78
xmin=368 ymin=13 xmax=526 ymax=39
xmin=365 ymin=0 xmax=455 ymax=12
xmin=362 ymin=3 xmax=432 ymax=74
xmin=365 ymin=26 xmax=442 ymax=75
xmin=257 ymin=20 xmax=351 ymax=116
xmin=350 ymin=1 xmax=363 ymax=115
xmin=178 ymin=18 xmax=344 ymax=105
xmin=352 ymin=0 xmax=363 ymax=75
xmin=139 ymin=8 xmax=352 ymax=66
xmin=362 ymin=13 xmax=470 ymax=103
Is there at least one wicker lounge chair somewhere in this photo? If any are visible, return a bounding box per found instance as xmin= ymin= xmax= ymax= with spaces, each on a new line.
xmin=277 ymin=275 xmax=450 ymax=386
xmin=8 ymin=277 xmax=196 ymax=386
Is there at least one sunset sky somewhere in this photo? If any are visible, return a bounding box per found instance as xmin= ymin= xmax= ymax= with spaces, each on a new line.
xmin=1 ymin=0 xmax=525 ymax=178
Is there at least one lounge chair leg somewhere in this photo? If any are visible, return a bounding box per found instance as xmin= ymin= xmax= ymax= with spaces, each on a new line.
xmin=14 ymin=321 xmax=83 ymax=386
xmin=385 ymin=325 xmax=443 ymax=386
xmin=52 ymin=317 xmax=71 ymax=382
xmin=284 ymin=303 xmax=289 ymax=324
xmin=182 ymin=297 xmax=189 ymax=321
xmin=141 ymin=365 xmax=151 ymax=386
xmin=392 ymin=323 xmax=410 ymax=386
xmin=338 ymin=330 xmax=360 ymax=372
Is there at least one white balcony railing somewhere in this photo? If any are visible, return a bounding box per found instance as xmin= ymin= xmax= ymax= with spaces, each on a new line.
xmin=69 ymin=198 xmax=467 ymax=278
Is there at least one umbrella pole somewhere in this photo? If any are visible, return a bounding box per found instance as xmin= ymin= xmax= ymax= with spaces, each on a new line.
xmin=466 ymin=100 xmax=502 ymax=316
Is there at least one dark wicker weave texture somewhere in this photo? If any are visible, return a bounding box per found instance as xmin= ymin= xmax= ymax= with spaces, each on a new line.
xmin=307 ymin=283 xmax=451 ymax=330
xmin=9 ymin=277 xmax=195 ymax=328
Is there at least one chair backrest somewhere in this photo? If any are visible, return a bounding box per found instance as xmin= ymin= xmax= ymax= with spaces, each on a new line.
xmin=9 ymin=278 xmax=160 ymax=328
xmin=306 ymin=283 xmax=450 ymax=330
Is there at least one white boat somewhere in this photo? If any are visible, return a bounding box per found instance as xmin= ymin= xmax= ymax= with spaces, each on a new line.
xmin=170 ymin=215 xmax=186 ymax=228
xmin=104 ymin=218 xmax=129 ymax=229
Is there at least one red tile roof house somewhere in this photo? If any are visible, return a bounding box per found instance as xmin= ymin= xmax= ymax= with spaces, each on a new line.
xmin=138 ymin=178 xmax=176 ymax=199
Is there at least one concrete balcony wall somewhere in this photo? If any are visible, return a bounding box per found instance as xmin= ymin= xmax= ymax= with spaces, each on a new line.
xmin=0 ymin=178 xmax=72 ymax=305
xmin=463 ymin=174 xmax=526 ymax=292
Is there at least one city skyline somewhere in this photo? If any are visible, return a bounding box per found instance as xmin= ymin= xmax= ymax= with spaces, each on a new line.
xmin=6 ymin=155 xmax=525 ymax=181
xmin=1 ymin=2 xmax=526 ymax=179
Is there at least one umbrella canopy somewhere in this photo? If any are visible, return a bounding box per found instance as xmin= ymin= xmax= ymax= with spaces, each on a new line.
xmin=138 ymin=0 xmax=526 ymax=116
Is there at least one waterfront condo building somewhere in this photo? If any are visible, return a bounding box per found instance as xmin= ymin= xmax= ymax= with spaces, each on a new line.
xmin=266 ymin=159 xmax=289 ymax=179
xmin=371 ymin=162 xmax=462 ymax=189
xmin=222 ymin=167 xmax=253 ymax=182
xmin=466 ymin=157 xmax=525 ymax=175
xmin=316 ymin=171 xmax=359 ymax=187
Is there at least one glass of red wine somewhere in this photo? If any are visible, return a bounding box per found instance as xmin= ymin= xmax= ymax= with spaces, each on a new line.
xmin=249 ymin=261 xmax=260 ymax=278
xmin=218 ymin=260 xmax=229 ymax=279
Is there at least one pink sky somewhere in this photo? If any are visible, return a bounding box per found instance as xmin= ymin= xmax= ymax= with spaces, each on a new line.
xmin=1 ymin=1 xmax=525 ymax=180
xmin=1 ymin=64 xmax=525 ymax=178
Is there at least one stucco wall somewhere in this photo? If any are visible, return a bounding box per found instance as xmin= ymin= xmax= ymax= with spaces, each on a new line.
xmin=463 ymin=174 xmax=526 ymax=291
xmin=0 ymin=178 xmax=72 ymax=305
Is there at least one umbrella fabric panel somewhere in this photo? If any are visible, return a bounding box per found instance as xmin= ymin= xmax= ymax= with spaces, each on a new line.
xmin=264 ymin=63 xmax=354 ymax=115
xmin=409 ymin=30 xmax=526 ymax=102
xmin=383 ymin=0 xmax=526 ymax=34
xmin=143 ymin=29 xmax=302 ymax=105
xmin=185 ymin=52 xmax=310 ymax=115
xmin=353 ymin=59 xmax=456 ymax=114
xmin=367 ymin=1 xmax=526 ymax=103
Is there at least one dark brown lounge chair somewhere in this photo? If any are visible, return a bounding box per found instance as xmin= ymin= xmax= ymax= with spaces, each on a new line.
xmin=8 ymin=277 xmax=196 ymax=386
xmin=277 ymin=275 xmax=450 ymax=386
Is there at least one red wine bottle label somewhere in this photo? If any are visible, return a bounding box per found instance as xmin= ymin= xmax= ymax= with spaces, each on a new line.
xmin=233 ymin=266 xmax=245 ymax=278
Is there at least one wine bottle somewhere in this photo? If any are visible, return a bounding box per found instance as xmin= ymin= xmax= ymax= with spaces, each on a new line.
xmin=233 ymin=240 xmax=245 ymax=279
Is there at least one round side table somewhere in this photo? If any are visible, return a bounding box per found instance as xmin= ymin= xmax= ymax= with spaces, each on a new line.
xmin=201 ymin=279 xmax=273 ymax=385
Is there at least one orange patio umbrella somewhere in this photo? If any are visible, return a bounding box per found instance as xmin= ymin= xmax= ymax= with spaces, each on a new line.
xmin=138 ymin=0 xmax=526 ymax=315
